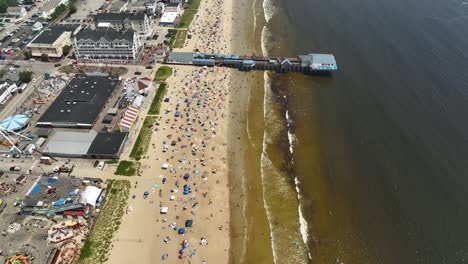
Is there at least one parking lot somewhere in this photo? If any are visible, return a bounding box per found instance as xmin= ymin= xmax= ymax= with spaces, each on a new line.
xmin=68 ymin=0 xmax=108 ymax=21
xmin=0 ymin=25 xmax=36 ymax=50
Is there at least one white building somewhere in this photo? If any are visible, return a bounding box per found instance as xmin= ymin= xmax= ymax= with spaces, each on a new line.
xmin=159 ymin=12 xmax=178 ymax=26
xmin=165 ymin=2 xmax=181 ymax=13
xmin=7 ymin=6 xmax=27 ymax=17
xmin=73 ymin=28 xmax=143 ymax=62
xmin=109 ymin=0 xmax=128 ymax=13
xmin=38 ymin=0 xmax=69 ymax=18
xmin=94 ymin=12 xmax=152 ymax=37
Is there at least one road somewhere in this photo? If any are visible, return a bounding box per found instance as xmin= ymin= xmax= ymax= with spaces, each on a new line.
xmin=0 ymin=60 xmax=56 ymax=120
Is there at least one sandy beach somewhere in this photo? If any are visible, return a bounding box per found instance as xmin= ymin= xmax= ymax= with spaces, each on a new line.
xmin=107 ymin=0 xmax=234 ymax=262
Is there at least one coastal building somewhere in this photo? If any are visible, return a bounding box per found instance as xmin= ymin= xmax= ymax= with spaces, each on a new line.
xmin=145 ymin=0 xmax=162 ymax=15
xmin=43 ymin=130 xmax=128 ymax=159
xmin=37 ymin=75 xmax=119 ymax=128
xmin=7 ymin=6 xmax=27 ymax=17
xmin=109 ymin=0 xmax=128 ymax=13
xmin=73 ymin=28 xmax=143 ymax=62
xmin=159 ymin=12 xmax=179 ymax=26
xmin=94 ymin=12 xmax=151 ymax=37
xmin=127 ymin=0 xmax=147 ymax=13
xmin=27 ymin=29 xmax=72 ymax=58
xmin=165 ymin=2 xmax=181 ymax=13
xmin=37 ymin=0 xmax=69 ymax=18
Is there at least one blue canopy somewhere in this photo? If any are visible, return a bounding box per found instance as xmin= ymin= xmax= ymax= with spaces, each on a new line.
xmin=0 ymin=114 xmax=29 ymax=131
xmin=144 ymin=191 xmax=149 ymax=195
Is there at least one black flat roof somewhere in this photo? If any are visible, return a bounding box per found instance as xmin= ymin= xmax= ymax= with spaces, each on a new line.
xmin=37 ymin=75 xmax=119 ymax=128
xmin=87 ymin=132 xmax=128 ymax=156
xmin=32 ymin=29 xmax=65 ymax=44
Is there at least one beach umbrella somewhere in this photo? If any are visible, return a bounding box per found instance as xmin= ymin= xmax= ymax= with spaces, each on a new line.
xmin=179 ymin=249 xmax=185 ymax=254
xmin=178 ymin=228 xmax=186 ymax=234
xmin=194 ymin=169 xmax=201 ymax=174
xmin=144 ymin=191 xmax=149 ymax=196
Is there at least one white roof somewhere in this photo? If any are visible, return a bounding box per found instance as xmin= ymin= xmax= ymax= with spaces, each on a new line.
xmin=80 ymin=186 xmax=102 ymax=207
xmin=160 ymin=12 xmax=178 ymax=23
xmin=45 ymin=130 xmax=97 ymax=156
xmin=133 ymin=95 xmax=144 ymax=107
xmin=98 ymin=22 xmax=111 ymax=28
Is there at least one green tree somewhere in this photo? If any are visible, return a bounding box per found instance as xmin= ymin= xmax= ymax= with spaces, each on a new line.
xmin=19 ymin=71 xmax=32 ymax=83
xmin=51 ymin=4 xmax=66 ymax=19
xmin=0 ymin=69 xmax=6 ymax=79
xmin=23 ymin=50 xmax=32 ymax=60
xmin=62 ymin=45 xmax=71 ymax=56
xmin=68 ymin=1 xmax=77 ymax=13
xmin=0 ymin=2 xmax=8 ymax=13
xmin=40 ymin=53 xmax=49 ymax=62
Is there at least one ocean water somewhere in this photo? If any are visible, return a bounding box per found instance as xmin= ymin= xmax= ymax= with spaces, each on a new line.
xmin=251 ymin=0 xmax=468 ymax=262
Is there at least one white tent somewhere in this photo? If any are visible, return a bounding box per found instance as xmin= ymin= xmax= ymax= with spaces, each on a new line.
xmin=80 ymin=186 xmax=102 ymax=207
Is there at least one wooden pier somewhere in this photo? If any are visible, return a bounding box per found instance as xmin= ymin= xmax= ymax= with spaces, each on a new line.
xmin=162 ymin=52 xmax=338 ymax=74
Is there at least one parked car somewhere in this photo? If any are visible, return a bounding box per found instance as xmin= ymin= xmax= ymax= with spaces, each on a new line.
xmin=9 ymin=166 xmax=21 ymax=171
xmin=1 ymin=154 xmax=11 ymax=158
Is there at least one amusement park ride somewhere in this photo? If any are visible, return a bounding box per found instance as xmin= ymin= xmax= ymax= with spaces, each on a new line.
xmin=0 ymin=127 xmax=32 ymax=154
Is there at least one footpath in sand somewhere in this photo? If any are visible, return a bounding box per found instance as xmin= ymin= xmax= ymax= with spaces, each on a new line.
xmin=107 ymin=0 xmax=234 ymax=263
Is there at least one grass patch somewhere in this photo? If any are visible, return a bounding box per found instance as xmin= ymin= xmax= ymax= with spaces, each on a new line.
xmin=177 ymin=9 xmax=198 ymax=28
xmin=186 ymin=0 xmax=202 ymax=10
xmin=78 ymin=180 xmax=130 ymax=264
xmin=154 ymin=66 xmax=173 ymax=81
xmin=175 ymin=0 xmax=202 ymax=29
xmin=170 ymin=29 xmax=178 ymax=47
xmin=174 ymin=29 xmax=187 ymax=48
xmin=148 ymin=83 xmax=167 ymax=115
xmin=129 ymin=116 xmax=156 ymax=160
xmin=78 ymin=240 xmax=94 ymax=260
xmin=105 ymin=159 xmax=119 ymax=164
xmin=114 ymin=160 xmax=140 ymax=176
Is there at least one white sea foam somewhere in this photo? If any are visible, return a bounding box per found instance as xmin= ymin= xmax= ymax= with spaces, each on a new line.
xmin=285 ymin=110 xmax=296 ymax=155
xmin=261 ymin=71 xmax=278 ymax=264
xmin=261 ymin=26 xmax=269 ymax=57
xmin=253 ymin=0 xmax=257 ymax=32
xmin=262 ymin=0 xmax=276 ymax=23
xmin=286 ymin=108 xmax=311 ymax=259
xmin=294 ymin=176 xmax=312 ymax=260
